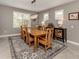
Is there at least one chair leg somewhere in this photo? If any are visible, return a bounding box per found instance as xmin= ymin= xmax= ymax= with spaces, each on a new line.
xmin=22 ymin=36 xmax=24 ymax=40
xmin=47 ymin=44 xmax=52 ymax=50
xmin=38 ymin=38 xmax=39 ymax=47
xmin=24 ymin=37 xmax=26 ymax=42
xmin=51 ymin=44 xmax=52 ymax=49
xmin=26 ymin=40 xmax=28 ymax=44
xmin=45 ymin=45 xmax=47 ymax=52
xmin=29 ymin=41 xmax=31 ymax=47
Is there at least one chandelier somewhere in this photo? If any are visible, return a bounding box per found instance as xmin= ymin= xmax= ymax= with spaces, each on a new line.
xmin=31 ymin=0 xmax=38 ymax=20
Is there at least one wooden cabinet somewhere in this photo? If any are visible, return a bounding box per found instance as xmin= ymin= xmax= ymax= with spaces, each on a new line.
xmin=54 ymin=28 xmax=67 ymax=43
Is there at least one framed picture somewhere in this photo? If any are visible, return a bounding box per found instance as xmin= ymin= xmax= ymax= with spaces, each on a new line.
xmin=68 ymin=12 xmax=79 ymax=20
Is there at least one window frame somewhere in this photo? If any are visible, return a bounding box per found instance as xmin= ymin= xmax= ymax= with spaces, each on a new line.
xmin=13 ymin=11 xmax=31 ymax=28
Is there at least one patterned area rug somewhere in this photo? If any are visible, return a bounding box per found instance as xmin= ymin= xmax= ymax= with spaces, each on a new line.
xmin=8 ymin=36 xmax=66 ymax=59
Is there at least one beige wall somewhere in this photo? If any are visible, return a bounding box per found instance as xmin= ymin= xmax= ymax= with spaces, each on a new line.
xmin=0 ymin=5 xmax=35 ymax=35
xmin=38 ymin=0 xmax=79 ymax=43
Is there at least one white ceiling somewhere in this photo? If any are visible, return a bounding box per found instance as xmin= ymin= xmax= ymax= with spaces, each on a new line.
xmin=0 ymin=0 xmax=76 ymax=12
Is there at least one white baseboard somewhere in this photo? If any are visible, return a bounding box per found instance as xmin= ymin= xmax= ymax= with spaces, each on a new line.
xmin=0 ymin=33 xmax=21 ymax=38
xmin=67 ymin=40 xmax=79 ymax=46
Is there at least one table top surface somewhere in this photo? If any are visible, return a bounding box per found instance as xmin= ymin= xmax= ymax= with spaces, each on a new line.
xmin=29 ymin=29 xmax=47 ymax=36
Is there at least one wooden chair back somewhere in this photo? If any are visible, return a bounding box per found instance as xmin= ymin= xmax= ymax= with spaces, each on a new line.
xmin=47 ymin=28 xmax=54 ymax=46
xmin=21 ymin=25 xmax=28 ymax=41
xmin=21 ymin=26 xmax=34 ymax=45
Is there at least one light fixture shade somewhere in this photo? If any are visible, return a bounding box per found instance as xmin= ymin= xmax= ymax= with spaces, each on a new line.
xmin=31 ymin=14 xmax=38 ymax=19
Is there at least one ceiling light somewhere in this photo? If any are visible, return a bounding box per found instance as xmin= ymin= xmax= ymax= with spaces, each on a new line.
xmin=31 ymin=14 xmax=38 ymax=20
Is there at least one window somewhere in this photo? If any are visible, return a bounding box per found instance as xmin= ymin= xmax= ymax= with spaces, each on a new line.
xmin=55 ymin=10 xmax=64 ymax=20
xmin=41 ymin=13 xmax=49 ymax=25
xmin=43 ymin=13 xmax=49 ymax=21
xmin=55 ymin=10 xmax=64 ymax=27
xmin=13 ymin=11 xmax=31 ymax=28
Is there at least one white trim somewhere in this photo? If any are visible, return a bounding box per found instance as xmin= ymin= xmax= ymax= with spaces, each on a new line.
xmin=0 ymin=33 xmax=21 ymax=38
xmin=67 ymin=40 xmax=79 ymax=46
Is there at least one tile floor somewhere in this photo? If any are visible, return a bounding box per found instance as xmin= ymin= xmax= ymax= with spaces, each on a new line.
xmin=0 ymin=37 xmax=79 ymax=59
xmin=54 ymin=43 xmax=79 ymax=59
xmin=0 ymin=38 xmax=11 ymax=59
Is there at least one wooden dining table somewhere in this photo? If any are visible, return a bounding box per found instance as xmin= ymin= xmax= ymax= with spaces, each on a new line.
xmin=29 ymin=29 xmax=47 ymax=52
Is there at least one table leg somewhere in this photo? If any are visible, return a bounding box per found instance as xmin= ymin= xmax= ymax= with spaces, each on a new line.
xmin=34 ymin=36 xmax=38 ymax=52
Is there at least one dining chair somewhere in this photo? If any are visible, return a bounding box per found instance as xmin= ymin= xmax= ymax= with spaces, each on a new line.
xmin=21 ymin=26 xmax=34 ymax=46
xmin=21 ymin=25 xmax=27 ymax=41
xmin=21 ymin=25 xmax=29 ymax=42
xmin=27 ymin=29 xmax=34 ymax=46
xmin=39 ymin=28 xmax=53 ymax=52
